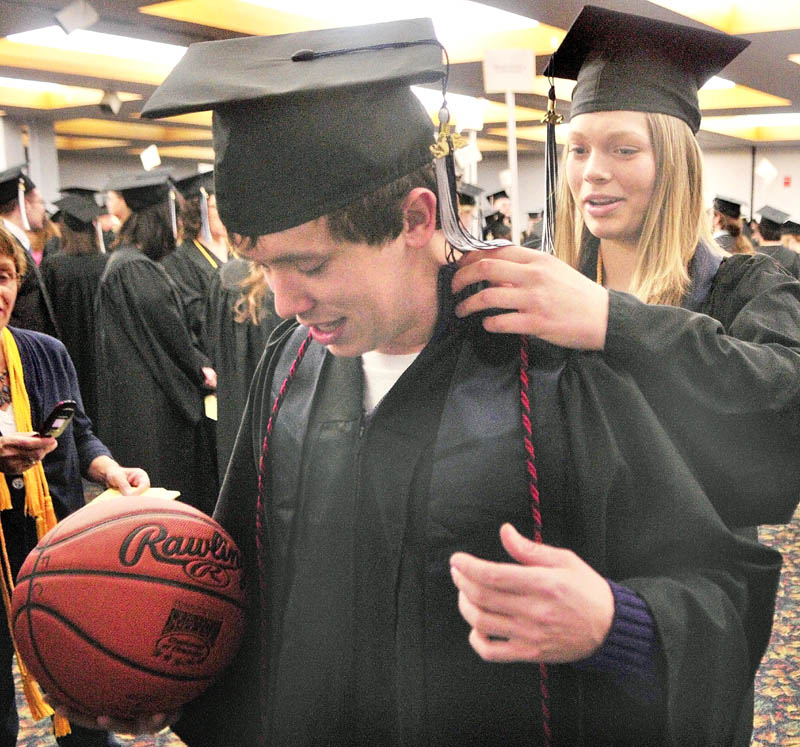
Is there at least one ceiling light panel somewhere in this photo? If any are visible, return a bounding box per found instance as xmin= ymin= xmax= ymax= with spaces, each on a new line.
xmin=55 ymin=118 xmax=211 ymax=141
xmin=0 ymin=26 xmax=186 ymax=86
xmin=141 ymin=0 xmax=565 ymax=61
xmin=0 ymin=76 xmax=140 ymax=110
xmin=649 ymin=1 xmax=800 ymax=34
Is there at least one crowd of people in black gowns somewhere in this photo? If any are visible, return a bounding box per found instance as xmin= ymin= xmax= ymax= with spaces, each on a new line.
xmin=0 ymin=165 xmax=280 ymax=514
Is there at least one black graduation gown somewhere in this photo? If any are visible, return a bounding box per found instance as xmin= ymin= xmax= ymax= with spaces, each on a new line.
xmin=582 ymin=241 xmax=800 ymax=527
xmin=161 ymin=238 xmax=222 ymax=344
xmin=203 ymin=258 xmax=280 ymax=481
xmin=8 ymin=237 xmax=59 ymax=338
xmin=175 ymin=279 xmax=780 ymax=747
xmin=756 ymin=242 xmax=800 ymax=278
xmin=40 ymin=252 xmax=109 ymax=426
xmin=94 ymin=246 xmax=217 ymax=513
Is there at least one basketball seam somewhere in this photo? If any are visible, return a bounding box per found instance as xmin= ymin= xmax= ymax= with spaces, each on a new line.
xmin=17 ymin=602 xmax=219 ymax=683
xmin=13 ymin=569 xmax=247 ymax=610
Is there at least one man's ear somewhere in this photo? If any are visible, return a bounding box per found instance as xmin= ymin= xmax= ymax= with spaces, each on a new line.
xmin=401 ymin=188 xmax=437 ymax=248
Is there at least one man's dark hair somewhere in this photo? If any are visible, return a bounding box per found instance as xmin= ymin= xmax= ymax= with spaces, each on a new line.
xmin=115 ymin=201 xmax=176 ymax=261
xmin=0 ymin=198 xmax=18 ymax=217
xmin=760 ymin=221 xmax=782 ymax=242
xmin=326 ymin=164 xmax=438 ymax=246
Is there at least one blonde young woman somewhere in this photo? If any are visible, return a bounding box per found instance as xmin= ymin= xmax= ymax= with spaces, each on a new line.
xmin=454 ymin=7 xmax=800 ymax=534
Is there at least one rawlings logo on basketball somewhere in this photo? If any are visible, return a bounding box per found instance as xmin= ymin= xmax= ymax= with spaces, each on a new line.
xmin=154 ymin=607 xmax=222 ymax=666
xmin=119 ymin=524 xmax=242 ymax=587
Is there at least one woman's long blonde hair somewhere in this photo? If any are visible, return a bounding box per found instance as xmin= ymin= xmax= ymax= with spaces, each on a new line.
xmin=555 ymin=112 xmax=716 ymax=307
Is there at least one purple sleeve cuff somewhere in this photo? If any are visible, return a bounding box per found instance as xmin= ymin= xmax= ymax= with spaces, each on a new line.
xmin=572 ymin=580 xmax=662 ymax=701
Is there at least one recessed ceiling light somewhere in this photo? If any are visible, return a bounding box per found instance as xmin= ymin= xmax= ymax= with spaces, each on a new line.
xmin=6 ymin=26 xmax=187 ymax=65
xmin=240 ymin=0 xmax=538 ymax=42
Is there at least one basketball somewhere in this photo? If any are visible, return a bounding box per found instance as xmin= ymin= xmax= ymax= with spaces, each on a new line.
xmin=10 ymin=496 xmax=246 ymax=720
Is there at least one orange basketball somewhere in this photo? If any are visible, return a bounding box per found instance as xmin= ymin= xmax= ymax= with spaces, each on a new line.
xmin=11 ymin=496 xmax=246 ymax=720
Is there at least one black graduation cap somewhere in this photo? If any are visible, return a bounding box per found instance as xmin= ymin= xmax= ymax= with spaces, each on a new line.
xmin=60 ymin=186 xmax=99 ymax=201
xmin=488 ymin=190 xmax=508 ymax=203
xmin=457 ymin=182 xmax=483 ymax=207
xmin=0 ymin=164 xmax=35 ymax=206
xmin=54 ymin=194 xmax=103 ymax=229
xmin=713 ymin=196 xmax=743 ymax=219
xmin=104 ymin=172 xmax=174 ymax=212
xmin=528 ymin=210 xmax=543 ymax=219
xmin=780 ymin=220 xmax=800 ymax=235
xmin=140 ymin=18 xmax=445 ymax=237
xmin=757 ymin=205 xmax=790 ymax=231
xmin=544 ymin=6 xmax=749 ymax=134
xmin=176 ymin=171 xmax=215 ymax=200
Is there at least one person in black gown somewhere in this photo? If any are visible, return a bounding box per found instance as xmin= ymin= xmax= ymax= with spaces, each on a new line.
xmin=94 ymin=172 xmax=218 ymax=514
xmin=204 ymin=257 xmax=279 ymax=481
xmin=88 ymin=15 xmax=788 ymax=746
xmin=0 ymin=165 xmax=59 ymax=338
xmin=41 ymin=192 xmax=108 ymax=426
xmin=162 ymin=172 xmax=227 ymax=345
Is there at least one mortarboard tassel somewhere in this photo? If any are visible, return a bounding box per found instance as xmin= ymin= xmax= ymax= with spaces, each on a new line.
xmin=168 ymin=187 xmax=178 ymax=240
xmin=540 ymin=80 xmax=563 ymax=255
xmin=17 ymin=178 xmax=30 ymax=232
xmin=199 ymin=186 xmax=212 ymax=245
xmin=430 ymin=65 xmax=510 ymax=258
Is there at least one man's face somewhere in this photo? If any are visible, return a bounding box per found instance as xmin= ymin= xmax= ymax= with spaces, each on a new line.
xmin=241 ymin=216 xmax=437 ymax=356
xmin=24 ymin=189 xmax=46 ymax=231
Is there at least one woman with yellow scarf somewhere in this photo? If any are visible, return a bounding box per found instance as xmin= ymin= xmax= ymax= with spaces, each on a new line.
xmin=0 ymin=224 xmax=149 ymax=747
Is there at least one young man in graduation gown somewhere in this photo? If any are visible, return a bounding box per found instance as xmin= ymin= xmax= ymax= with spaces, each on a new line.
xmin=112 ymin=18 xmax=786 ymax=747
xmin=0 ymin=166 xmax=60 ymax=338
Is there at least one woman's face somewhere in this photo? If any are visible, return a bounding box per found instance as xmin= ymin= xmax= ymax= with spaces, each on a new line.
xmin=105 ymin=190 xmax=130 ymax=222
xmin=0 ymin=256 xmax=19 ymax=331
xmin=566 ymin=110 xmax=657 ymax=248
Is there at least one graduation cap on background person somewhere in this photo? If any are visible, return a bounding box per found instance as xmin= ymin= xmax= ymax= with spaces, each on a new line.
xmin=140 ymin=18 xmax=446 ymax=238
xmin=713 ymin=196 xmax=744 ymax=220
xmin=104 ymin=171 xmax=178 ymax=238
xmin=487 ymin=189 xmax=508 ymax=203
xmin=54 ymin=194 xmax=103 ymax=226
xmin=456 ymin=182 xmax=483 ymax=207
xmin=60 ymin=186 xmax=101 ymax=204
xmin=756 ymin=205 xmax=790 ymax=231
xmin=541 ymin=6 xmax=750 ymax=254
xmin=177 ymin=171 xmax=215 ymax=243
xmin=780 ymin=219 xmax=800 ymax=235
xmin=54 ymin=193 xmax=107 ymax=252
xmin=0 ymin=164 xmax=36 ymax=231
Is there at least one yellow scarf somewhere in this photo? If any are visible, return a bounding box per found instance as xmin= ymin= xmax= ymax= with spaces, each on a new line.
xmin=0 ymin=327 xmax=69 ymax=736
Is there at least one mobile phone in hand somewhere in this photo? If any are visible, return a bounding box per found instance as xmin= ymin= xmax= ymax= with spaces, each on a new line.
xmin=37 ymin=400 xmax=77 ymax=438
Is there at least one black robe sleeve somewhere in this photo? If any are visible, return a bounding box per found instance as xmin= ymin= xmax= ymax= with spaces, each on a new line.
xmin=603 ymin=255 xmax=800 ymax=526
